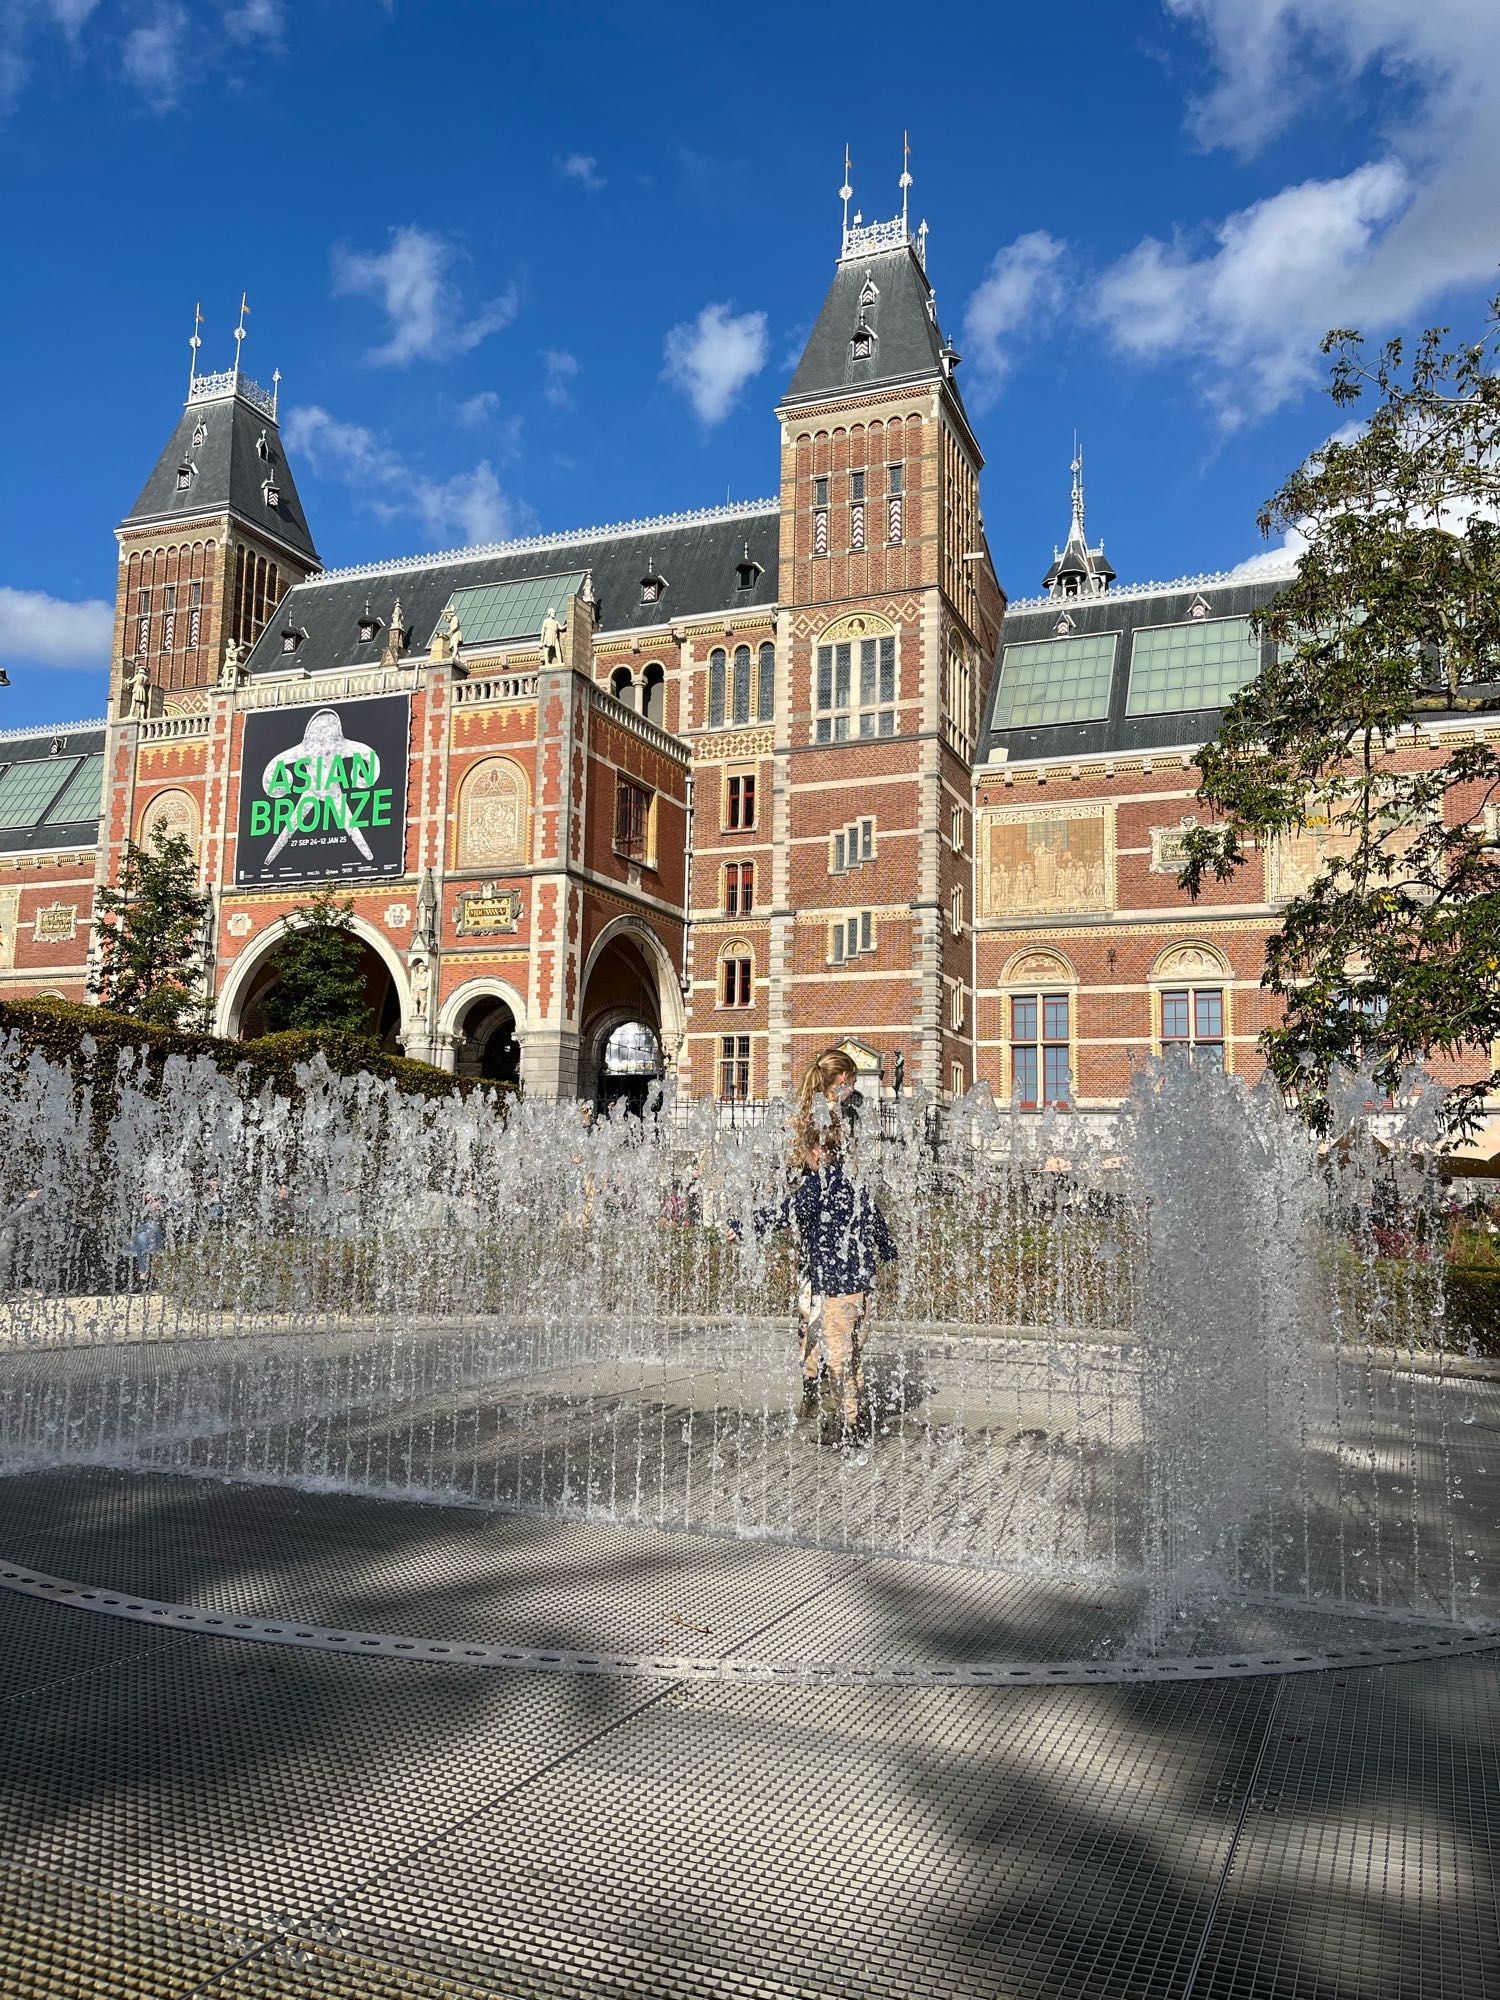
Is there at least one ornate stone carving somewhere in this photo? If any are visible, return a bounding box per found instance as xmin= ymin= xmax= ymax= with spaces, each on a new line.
xmin=456 ymin=758 xmax=528 ymax=868
xmin=1150 ymin=817 xmax=1199 ymax=875
xmin=818 ymin=610 xmax=896 ymax=647
xmin=32 ymin=902 xmax=78 ymax=945
xmin=139 ymin=788 xmax=199 ymax=854
xmin=226 ymin=912 xmax=253 ymax=939
xmin=1008 ymin=950 xmax=1073 ymax=984
xmin=1153 ymin=944 xmax=1227 ymax=981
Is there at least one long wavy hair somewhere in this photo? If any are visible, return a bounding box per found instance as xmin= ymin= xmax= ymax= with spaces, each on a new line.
xmin=791 ymin=1047 xmax=860 ymax=1166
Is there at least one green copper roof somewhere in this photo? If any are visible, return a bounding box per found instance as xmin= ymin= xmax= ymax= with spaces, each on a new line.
xmin=992 ymin=632 xmax=1117 ymax=729
xmin=434 ymin=571 xmax=589 ymax=649
xmin=1126 ymin=617 xmax=1260 ymax=716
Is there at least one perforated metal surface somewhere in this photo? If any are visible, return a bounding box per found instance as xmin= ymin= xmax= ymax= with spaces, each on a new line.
xmin=3 ymin=1471 xmax=1497 ymax=1998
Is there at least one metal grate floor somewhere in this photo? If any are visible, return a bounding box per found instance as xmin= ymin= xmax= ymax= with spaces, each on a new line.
xmin=2 ymin=1469 xmax=1497 ymax=1998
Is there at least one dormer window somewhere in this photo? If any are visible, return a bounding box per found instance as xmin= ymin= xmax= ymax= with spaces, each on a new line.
xmin=176 ymin=463 xmax=194 ymax=491
xmin=263 ymin=480 xmax=281 ymax=509
xmin=851 ymin=324 xmax=874 ymax=360
xmin=357 ymin=612 xmax=383 ymax=645
xmin=191 ymin=422 xmax=207 ymax=448
xmin=639 ymin=562 xmax=666 ymax=605
xmin=735 ymin=545 xmax=762 ymax=592
xmin=281 ymin=627 xmax=304 ymax=655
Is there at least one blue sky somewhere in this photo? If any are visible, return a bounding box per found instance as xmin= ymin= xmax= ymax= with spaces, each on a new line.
xmin=2 ymin=0 xmax=1496 ymax=731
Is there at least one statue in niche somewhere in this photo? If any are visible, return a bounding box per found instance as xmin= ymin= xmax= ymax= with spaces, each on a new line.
xmin=539 ymin=607 xmax=565 ymax=667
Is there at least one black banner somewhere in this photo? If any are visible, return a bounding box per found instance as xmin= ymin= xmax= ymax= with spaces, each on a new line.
xmin=235 ymin=695 xmax=410 ymax=886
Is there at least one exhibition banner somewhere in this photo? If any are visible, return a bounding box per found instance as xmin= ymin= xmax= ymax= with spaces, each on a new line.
xmin=235 ymin=695 xmax=410 ymax=885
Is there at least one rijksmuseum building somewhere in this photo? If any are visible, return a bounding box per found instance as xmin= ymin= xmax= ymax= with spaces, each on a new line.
xmin=0 ymin=198 xmax=1493 ymax=1114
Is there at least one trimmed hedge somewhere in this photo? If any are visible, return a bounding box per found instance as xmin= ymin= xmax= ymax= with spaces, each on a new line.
xmin=0 ymin=997 xmax=508 ymax=1107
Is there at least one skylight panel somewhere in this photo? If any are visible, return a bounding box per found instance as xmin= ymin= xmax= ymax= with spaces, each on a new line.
xmin=44 ymin=754 xmax=105 ymax=824
xmin=1126 ymin=617 xmax=1261 ymax=716
xmin=992 ymin=632 xmax=1117 ymax=729
xmin=0 ymin=756 xmax=81 ymax=829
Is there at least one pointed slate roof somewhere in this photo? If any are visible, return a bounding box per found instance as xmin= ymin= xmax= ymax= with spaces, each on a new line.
xmin=120 ymin=375 xmax=319 ymax=567
xmin=783 ymin=237 xmax=955 ymax=410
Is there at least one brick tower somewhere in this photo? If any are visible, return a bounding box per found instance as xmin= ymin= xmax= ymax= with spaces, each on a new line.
xmin=767 ymin=163 xmax=1004 ymax=1099
xmin=110 ymin=306 xmax=320 ymax=720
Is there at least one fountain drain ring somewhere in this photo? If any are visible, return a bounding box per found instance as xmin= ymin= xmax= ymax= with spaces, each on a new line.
xmin=5 ymin=1559 xmax=1498 ymax=1688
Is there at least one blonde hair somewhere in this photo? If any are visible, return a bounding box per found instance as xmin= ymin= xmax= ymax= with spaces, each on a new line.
xmin=792 ymin=1047 xmax=860 ymax=1164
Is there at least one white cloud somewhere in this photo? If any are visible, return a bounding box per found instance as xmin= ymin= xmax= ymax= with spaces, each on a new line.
xmin=222 ymin=0 xmax=284 ymax=42
xmin=961 ymin=232 xmax=1069 ymax=408
xmin=559 ymin=153 xmax=604 ymax=191
xmin=541 ymin=349 xmax=578 ymax=409
xmin=661 ymin=303 xmax=768 ymax=426
xmin=283 ymin=405 xmax=526 ymax=550
xmin=122 ymin=4 xmax=186 ymax=104
xmin=1229 ymin=524 xmax=1310 ymax=579
xmin=332 ymin=226 xmax=518 ymax=367
xmin=451 ymin=389 xmax=499 ymax=428
xmin=1101 ymin=1 xmax=1500 ymax=423
xmin=45 ymin=0 xmax=100 ymax=38
xmin=0 ymin=587 xmax=114 ymax=669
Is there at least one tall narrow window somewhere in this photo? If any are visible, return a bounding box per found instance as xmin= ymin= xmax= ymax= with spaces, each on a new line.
xmin=720 ymin=1034 xmax=752 ymax=1101
xmin=756 ymin=642 xmax=775 ymax=722
xmin=1011 ymin=993 xmax=1071 ymax=1108
xmin=725 ymin=772 xmax=756 ymax=830
xmin=708 ymin=648 xmax=726 ymax=729
xmin=188 ymin=579 xmax=202 ymax=651
xmin=135 ymin=587 xmax=151 ymax=658
xmin=888 ymin=463 xmax=904 ymax=545
xmin=950 ymin=884 xmax=964 ymax=935
xmin=1161 ymin=987 xmax=1225 ymax=1068
xmin=732 ymin=645 xmax=751 ymax=725
xmin=850 ymin=471 xmax=866 ymax=552
xmin=613 ymin=778 xmax=651 ymax=863
xmin=829 ymin=911 xmax=875 ymax=963
xmin=814 ymin=476 xmax=829 ymax=558
xmin=161 ymin=584 xmax=177 ymax=655
xmin=720 ymin=952 xmax=752 ymax=1008
xmin=950 ymin=985 xmax=965 ymax=1030
xmin=724 ymin=861 xmax=755 ymax=915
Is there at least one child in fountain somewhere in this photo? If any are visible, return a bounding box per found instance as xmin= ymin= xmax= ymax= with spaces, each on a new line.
xmin=747 ymin=1049 xmax=896 ymax=1448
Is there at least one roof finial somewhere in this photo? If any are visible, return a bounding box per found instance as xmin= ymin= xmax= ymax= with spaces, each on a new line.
xmin=899 ymin=130 xmax=912 ymax=231
xmin=1070 ymin=433 xmax=1085 ymax=540
xmin=188 ymin=302 xmax=203 ymax=389
xmin=233 ymin=291 xmax=250 ymax=374
xmin=839 ymin=144 xmax=853 ymax=253
xmin=271 ymin=366 xmax=281 ymax=418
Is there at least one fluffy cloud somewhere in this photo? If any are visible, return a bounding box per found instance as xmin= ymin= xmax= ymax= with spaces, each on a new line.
xmin=0 ymin=587 xmax=114 ymax=669
xmin=661 ymin=304 xmax=768 ymax=426
xmin=333 ymin=226 xmax=518 ymax=367
xmin=559 ymin=153 xmax=604 ymax=191
xmin=223 ymin=0 xmax=284 ymax=41
xmin=121 ymin=3 xmax=186 ymax=104
xmin=1095 ymin=162 xmax=1410 ymax=426
xmin=1095 ymin=1 xmax=1500 ymax=423
xmin=541 ymin=349 xmax=578 ymax=409
xmin=283 ymin=405 xmax=524 ymax=550
xmin=451 ymin=389 xmax=500 ymax=428
xmin=961 ymin=232 xmax=1068 ymax=409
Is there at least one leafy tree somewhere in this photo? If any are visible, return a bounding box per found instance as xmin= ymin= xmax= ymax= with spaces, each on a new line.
xmin=261 ymin=886 xmax=374 ymax=1037
xmin=1181 ymin=297 xmax=1500 ymax=1132
xmin=90 ymin=825 xmax=212 ymax=1029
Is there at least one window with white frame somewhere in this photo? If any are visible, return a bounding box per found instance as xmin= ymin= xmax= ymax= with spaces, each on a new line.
xmin=1160 ymin=986 xmax=1225 ymax=1067
xmin=950 ymin=1062 xmax=965 ymax=1099
xmin=720 ymin=1034 xmax=752 ymax=1100
xmin=944 ymin=644 xmax=974 ymax=756
xmin=1010 ymin=992 xmax=1071 ymax=1109
xmin=830 ymin=816 xmax=876 ymax=874
xmin=950 ymin=804 xmax=965 ymax=853
xmin=719 ymin=944 xmax=753 ymax=1008
xmin=828 ymin=910 xmax=876 ymax=963
xmin=950 ymin=884 xmax=964 ymax=935
xmin=723 ymin=860 xmax=754 ymax=915
xmin=724 ymin=770 xmax=756 ymax=831
xmin=949 ymin=983 xmax=965 ymax=1030
xmin=814 ymin=631 xmax=896 ymax=741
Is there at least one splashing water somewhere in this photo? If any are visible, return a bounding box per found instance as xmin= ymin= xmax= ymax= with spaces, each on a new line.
xmin=0 ymin=1036 xmax=1489 ymax=1653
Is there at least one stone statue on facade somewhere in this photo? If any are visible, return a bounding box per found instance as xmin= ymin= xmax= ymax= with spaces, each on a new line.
xmin=218 ymin=639 xmax=244 ymax=691
xmin=125 ymin=656 xmax=151 ymax=720
xmin=539 ymin=607 xmax=564 ymax=668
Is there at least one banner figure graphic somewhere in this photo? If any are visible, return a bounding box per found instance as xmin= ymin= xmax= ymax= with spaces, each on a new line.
xmin=235 ymin=695 xmax=410 ymax=886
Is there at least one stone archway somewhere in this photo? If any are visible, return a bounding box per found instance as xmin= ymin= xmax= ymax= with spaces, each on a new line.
xmin=577 ymin=915 xmax=683 ymax=1111
xmin=438 ymin=977 xmax=528 ymax=1084
xmin=216 ymin=912 xmax=411 ymax=1050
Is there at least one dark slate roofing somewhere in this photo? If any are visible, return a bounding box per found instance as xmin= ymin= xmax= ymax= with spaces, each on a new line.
xmin=981 ymin=572 xmax=1291 ymax=765
xmin=244 ymin=502 xmax=780 ymax=679
xmin=783 ymin=239 xmax=962 ymax=415
xmin=0 ymin=722 xmax=106 ymax=855
xmin=1042 ymin=527 xmax=1116 ymax=594
xmin=120 ymin=376 xmax=319 ymax=567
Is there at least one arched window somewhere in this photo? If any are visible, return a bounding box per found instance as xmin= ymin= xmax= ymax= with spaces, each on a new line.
xmin=732 ymin=645 xmax=751 ymax=725
xmin=641 ymin=662 xmax=665 ymax=727
xmin=718 ymin=938 xmax=753 ymax=1009
xmin=814 ymin=615 xmax=897 ymax=742
xmin=757 ymin=642 xmax=775 ymax=722
xmin=708 ymin=648 xmax=726 ymax=729
xmin=456 ymin=757 xmax=529 ymax=868
xmin=609 ymin=666 xmax=636 ymax=711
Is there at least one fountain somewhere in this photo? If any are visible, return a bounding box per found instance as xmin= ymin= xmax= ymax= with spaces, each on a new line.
xmin=0 ymin=1032 xmax=1492 ymax=1671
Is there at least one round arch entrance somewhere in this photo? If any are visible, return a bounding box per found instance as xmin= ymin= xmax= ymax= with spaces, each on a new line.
xmin=217 ymin=916 xmax=409 ymax=1052
xmin=578 ymin=918 xmax=683 ymax=1115
xmin=443 ymin=981 xmax=524 ymax=1085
